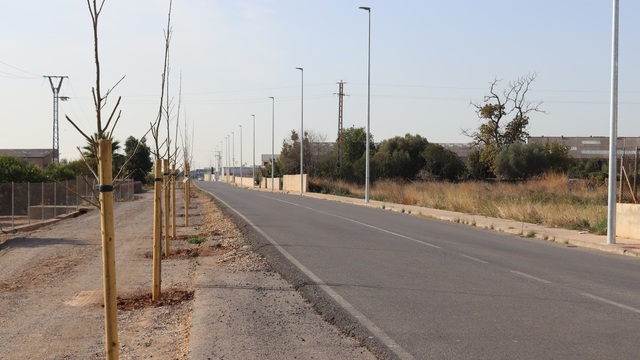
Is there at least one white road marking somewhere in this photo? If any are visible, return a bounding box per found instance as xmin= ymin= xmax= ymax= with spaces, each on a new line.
xmin=459 ymin=254 xmax=489 ymax=264
xmin=582 ymin=293 xmax=640 ymax=315
xmin=265 ymin=196 xmax=441 ymax=249
xmin=510 ymin=270 xmax=551 ymax=284
xmin=206 ymin=190 xmax=417 ymax=360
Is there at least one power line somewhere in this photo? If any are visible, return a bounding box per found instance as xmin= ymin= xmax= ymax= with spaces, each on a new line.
xmin=0 ymin=59 xmax=41 ymax=77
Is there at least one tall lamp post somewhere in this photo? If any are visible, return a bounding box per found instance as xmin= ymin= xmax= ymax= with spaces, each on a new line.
xmin=228 ymin=135 xmax=231 ymax=180
xmin=250 ymin=114 xmax=256 ymax=187
xmin=238 ymin=124 xmax=243 ymax=186
xmin=359 ymin=6 xmax=371 ymax=203
xmin=231 ymin=131 xmax=235 ymax=183
xmin=296 ymin=67 xmax=304 ymax=194
xmin=225 ymin=136 xmax=228 ymax=181
xmin=607 ymin=0 xmax=620 ymax=245
xmin=269 ymin=96 xmax=275 ymax=191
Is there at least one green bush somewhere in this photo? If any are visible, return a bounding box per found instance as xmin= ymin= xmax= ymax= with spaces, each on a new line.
xmin=494 ymin=143 xmax=548 ymax=180
xmin=0 ymin=155 xmax=47 ymax=183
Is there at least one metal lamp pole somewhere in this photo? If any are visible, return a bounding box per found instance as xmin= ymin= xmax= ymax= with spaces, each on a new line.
xmin=225 ymin=136 xmax=228 ymax=180
xmin=607 ymin=0 xmax=620 ymax=245
xmin=238 ymin=124 xmax=243 ymax=186
xmin=359 ymin=6 xmax=371 ymax=203
xmin=269 ymin=96 xmax=275 ymax=191
xmin=232 ymin=131 xmax=235 ymax=182
xmin=250 ymin=114 xmax=256 ymax=187
xmin=296 ymin=67 xmax=304 ymax=194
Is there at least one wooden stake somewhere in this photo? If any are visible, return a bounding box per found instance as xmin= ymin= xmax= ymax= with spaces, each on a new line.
xmin=163 ymin=159 xmax=170 ymax=257
xmin=171 ymin=163 xmax=176 ymax=239
xmin=185 ymin=162 xmax=190 ymax=226
xmin=152 ymin=159 xmax=162 ymax=301
xmin=98 ymin=139 xmax=119 ymax=359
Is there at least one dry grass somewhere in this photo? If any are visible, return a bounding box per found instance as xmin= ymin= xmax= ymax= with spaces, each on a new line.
xmin=313 ymin=173 xmax=609 ymax=234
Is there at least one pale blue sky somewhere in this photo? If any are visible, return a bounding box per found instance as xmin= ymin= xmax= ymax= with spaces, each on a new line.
xmin=1 ymin=1 xmax=638 ymax=169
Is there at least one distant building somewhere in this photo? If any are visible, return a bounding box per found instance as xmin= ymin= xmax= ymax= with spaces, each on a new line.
xmin=438 ymin=143 xmax=478 ymax=163
xmin=0 ymin=149 xmax=57 ymax=169
xmin=527 ymin=136 xmax=640 ymax=162
xmin=261 ymin=154 xmax=280 ymax=166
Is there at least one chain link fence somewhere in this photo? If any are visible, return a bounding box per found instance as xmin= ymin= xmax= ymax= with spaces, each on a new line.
xmin=0 ymin=176 xmax=134 ymax=230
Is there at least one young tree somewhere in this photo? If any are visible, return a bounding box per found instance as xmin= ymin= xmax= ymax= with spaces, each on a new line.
xmin=466 ymin=149 xmax=491 ymax=180
xmin=123 ymin=136 xmax=153 ymax=183
xmin=494 ymin=143 xmax=549 ymax=180
xmin=464 ymin=73 xmax=545 ymax=175
xmin=544 ymin=140 xmax=575 ymax=173
xmin=421 ymin=143 xmax=466 ymax=181
xmin=278 ymin=130 xmax=304 ymax=175
xmin=372 ymin=133 xmax=428 ymax=181
xmin=336 ymin=126 xmax=372 ymax=183
xmin=64 ymin=1 xmax=125 ymax=357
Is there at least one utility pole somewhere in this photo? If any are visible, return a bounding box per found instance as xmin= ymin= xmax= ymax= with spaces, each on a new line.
xmin=335 ymin=81 xmax=347 ymax=171
xmin=44 ymin=75 xmax=68 ymax=163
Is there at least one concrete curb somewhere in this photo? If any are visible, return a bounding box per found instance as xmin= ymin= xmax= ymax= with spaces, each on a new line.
xmin=302 ymin=192 xmax=640 ymax=260
xmin=1 ymin=208 xmax=90 ymax=234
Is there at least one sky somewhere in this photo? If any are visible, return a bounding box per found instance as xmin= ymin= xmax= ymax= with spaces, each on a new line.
xmin=1 ymin=0 xmax=639 ymax=170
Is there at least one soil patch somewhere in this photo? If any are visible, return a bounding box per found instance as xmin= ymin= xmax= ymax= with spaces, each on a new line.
xmin=117 ymin=288 xmax=194 ymax=311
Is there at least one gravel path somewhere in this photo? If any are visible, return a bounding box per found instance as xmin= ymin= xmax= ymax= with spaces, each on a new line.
xmin=0 ymin=186 xmax=375 ymax=359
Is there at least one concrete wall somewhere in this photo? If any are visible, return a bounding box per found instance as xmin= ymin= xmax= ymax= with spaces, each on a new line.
xmin=282 ymin=174 xmax=308 ymax=193
xmin=262 ymin=177 xmax=281 ymax=190
xmin=234 ymin=176 xmax=254 ymax=187
xmin=29 ymin=206 xmax=76 ymax=220
xmin=616 ymin=203 xmax=640 ymax=239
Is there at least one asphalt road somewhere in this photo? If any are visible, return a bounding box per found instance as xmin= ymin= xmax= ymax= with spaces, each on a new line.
xmin=196 ymin=181 xmax=640 ymax=360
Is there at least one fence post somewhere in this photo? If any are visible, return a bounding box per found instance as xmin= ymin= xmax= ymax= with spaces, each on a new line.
xmin=152 ymin=159 xmax=162 ymax=301
xmin=11 ymin=182 xmax=15 ymax=228
xmin=28 ymin=182 xmax=31 ymax=225
xmin=171 ymin=164 xmax=176 ymax=239
xmin=75 ymin=177 xmax=79 ymax=209
xmin=163 ymin=159 xmax=170 ymax=257
xmin=41 ymin=182 xmax=44 ymax=221
xmin=634 ymin=147 xmax=638 ymax=203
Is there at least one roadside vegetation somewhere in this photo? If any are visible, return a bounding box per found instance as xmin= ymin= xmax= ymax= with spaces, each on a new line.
xmin=279 ymin=74 xmax=614 ymax=236
xmin=310 ymin=173 xmax=608 ymax=235
xmin=0 ymin=135 xmax=153 ymax=184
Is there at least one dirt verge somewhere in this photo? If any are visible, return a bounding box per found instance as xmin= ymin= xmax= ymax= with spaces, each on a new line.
xmin=0 ymin=185 xmax=375 ymax=359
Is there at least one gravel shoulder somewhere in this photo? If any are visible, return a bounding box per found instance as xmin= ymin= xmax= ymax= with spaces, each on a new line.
xmin=0 ymin=185 xmax=375 ymax=359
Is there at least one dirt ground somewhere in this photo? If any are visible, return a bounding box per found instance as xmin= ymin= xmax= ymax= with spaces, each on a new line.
xmin=0 ymin=185 xmax=375 ymax=359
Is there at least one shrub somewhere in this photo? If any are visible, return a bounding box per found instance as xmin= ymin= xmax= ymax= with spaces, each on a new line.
xmin=494 ymin=143 xmax=549 ymax=180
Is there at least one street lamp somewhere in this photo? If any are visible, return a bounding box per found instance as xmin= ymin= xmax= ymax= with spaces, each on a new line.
xmin=296 ymin=67 xmax=304 ymax=194
xmin=268 ymin=96 xmax=275 ymax=192
xmin=250 ymin=114 xmax=256 ymax=188
xmin=225 ymin=136 xmax=228 ymax=181
xmin=228 ymin=135 xmax=231 ymax=180
xmin=238 ymin=124 xmax=243 ymax=186
xmin=607 ymin=0 xmax=620 ymax=245
xmin=359 ymin=6 xmax=371 ymax=203
xmin=231 ymin=131 xmax=235 ymax=182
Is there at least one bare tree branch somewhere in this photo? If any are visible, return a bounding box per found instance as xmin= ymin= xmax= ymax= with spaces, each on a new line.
xmin=103 ymin=75 xmax=126 ymax=103
xmin=65 ymin=115 xmax=93 ymax=143
xmin=103 ymin=96 xmax=122 ymax=132
xmin=87 ymin=0 xmax=103 ymax=136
